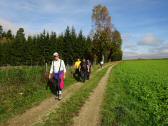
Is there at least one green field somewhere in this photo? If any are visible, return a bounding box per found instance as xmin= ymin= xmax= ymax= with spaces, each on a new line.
xmin=101 ymin=60 xmax=168 ymax=126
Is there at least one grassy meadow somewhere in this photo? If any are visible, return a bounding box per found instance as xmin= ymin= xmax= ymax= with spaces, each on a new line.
xmin=0 ymin=65 xmax=76 ymax=124
xmin=101 ymin=59 xmax=168 ymax=126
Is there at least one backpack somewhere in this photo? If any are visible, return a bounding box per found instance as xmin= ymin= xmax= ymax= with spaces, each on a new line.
xmin=80 ymin=61 xmax=87 ymax=71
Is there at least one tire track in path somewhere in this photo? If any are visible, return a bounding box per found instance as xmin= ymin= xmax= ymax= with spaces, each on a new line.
xmin=73 ymin=63 xmax=118 ymax=126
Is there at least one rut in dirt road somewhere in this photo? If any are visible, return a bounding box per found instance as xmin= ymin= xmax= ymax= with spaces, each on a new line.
xmin=3 ymin=82 xmax=82 ymax=126
xmin=73 ymin=64 xmax=117 ymax=126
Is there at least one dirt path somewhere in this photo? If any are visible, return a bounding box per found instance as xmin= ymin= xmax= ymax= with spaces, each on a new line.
xmin=73 ymin=63 xmax=118 ymax=126
xmin=2 ymin=64 xmax=111 ymax=126
xmin=3 ymin=82 xmax=82 ymax=126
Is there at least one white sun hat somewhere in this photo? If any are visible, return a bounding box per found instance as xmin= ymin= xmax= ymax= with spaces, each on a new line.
xmin=53 ymin=52 xmax=59 ymax=56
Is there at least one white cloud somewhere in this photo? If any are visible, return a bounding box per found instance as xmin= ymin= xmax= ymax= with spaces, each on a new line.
xmin=0 ymin=18 xmax=34 ymax=36
xmin=150 ymin=42 xmax=168 ymax=53
xmin=123 ymin=36 xmax=168 ymax=59
xmin=0 ymin=0 xmax=91 ymax=35
xmin=123 ymin=44 xmax=138 ymax=52
xmin=138 ymin=33 xmax=163 ymax=46
xmin=123 ymin=51 xmax=168 ymax=60
xmin=0 ymin=18 xmax=18 ymax=33
xmin=16 ymin=0 xmax=88 ymax=15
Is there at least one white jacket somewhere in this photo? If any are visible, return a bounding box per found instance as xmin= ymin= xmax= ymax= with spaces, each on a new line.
xmin=50 ymin=59 xmax=66 ymax=74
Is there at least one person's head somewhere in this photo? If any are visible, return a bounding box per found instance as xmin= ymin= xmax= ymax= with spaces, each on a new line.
xmin=83 ymin=58 xmax=86 ymax=62
xmin=77 ymin=58 xmax=80 ymax=61
xmin=53 ymin=52 xmax=59 ymax=61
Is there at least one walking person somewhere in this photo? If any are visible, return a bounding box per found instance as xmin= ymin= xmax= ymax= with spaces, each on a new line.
xmin=86 ymin=59 xmax=92 ymax=80
xmin=100 ymin=60 xmax=104 ymax=68
xmin=74 ymin=58 xmax=81 ymax=81
xmin=80 ymin=59 xmax=87 ymax=82
xmin=49 ymin=52 xmax=66 ymax=100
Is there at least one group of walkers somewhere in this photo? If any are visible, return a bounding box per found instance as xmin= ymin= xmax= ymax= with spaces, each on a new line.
xmin=74 ymin=58 xmax=92 ymax=82
xmin=47 ymin=52 xmax=92 ymax=100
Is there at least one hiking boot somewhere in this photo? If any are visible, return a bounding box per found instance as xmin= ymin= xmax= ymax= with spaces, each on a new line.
xmin=55 ymin=95 xmax=59 ymax=99
xmin=58 ymin=94 xmax=62 ymax=100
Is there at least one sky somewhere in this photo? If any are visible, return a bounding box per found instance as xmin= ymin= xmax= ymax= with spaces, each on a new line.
xmin=0 ymin=0 xmax=168 ymax=59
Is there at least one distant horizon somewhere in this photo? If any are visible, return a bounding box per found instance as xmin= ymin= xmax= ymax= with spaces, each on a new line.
xmin=122 ymin=57 xmax=168 ymax=61
xmin=0 ymin=0 xmax=168 ymax=60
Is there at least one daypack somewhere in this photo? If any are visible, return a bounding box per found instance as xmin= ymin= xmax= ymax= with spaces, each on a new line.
xmin=80 ymin=61 xmax=87 ymax=71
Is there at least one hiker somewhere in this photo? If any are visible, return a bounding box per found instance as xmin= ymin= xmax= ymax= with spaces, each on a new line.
xmin=86 ymin=59 xmax=91 ymax=80
xmin=49 ymin=52 xmax=66 ymax=100
xmin=79 ymin=59 xmax=87 ymax=82
xmin=74 ymin=58 xmax=81 ymax=81
xmin=100 ymin=60 xmax=104 ymax=68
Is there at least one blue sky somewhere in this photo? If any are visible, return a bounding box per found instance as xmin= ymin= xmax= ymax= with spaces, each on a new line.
xmin=0 ymin=0 xmax=168 ymax=59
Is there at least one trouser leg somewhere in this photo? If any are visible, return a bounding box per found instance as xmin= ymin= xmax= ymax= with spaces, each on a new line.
xmin=53 ymin=79 xmax=59 ymax=96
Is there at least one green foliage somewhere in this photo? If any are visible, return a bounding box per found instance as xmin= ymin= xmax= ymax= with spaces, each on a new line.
xmin=101 ymin=60 xmax=168 ymax=126
xmin=0 ymin=25 xmax=2 ymax=38
xmin=0 ymin=26 xmax=92 ymax=66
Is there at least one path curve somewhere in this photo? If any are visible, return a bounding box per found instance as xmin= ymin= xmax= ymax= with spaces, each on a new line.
xmin=73 ymin=63 xmax=118 ymax=126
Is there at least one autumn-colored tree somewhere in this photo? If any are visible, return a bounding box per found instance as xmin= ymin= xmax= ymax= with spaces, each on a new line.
xmin=92 ymin=4 xmax=113 ymax=62
xmin=92 ymin=4 xmax=112 ymax=32
xmin=92 ymin=4 xmax=122 ymax=62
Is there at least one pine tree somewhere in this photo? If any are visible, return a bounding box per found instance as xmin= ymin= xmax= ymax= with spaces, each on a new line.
xmin=6 ymin=30 xmax=13 ymax=39
xmin=12 ymin=28 xmax=26 ymax=65
xmin=0 ymin=25 xmax=3 ymax=39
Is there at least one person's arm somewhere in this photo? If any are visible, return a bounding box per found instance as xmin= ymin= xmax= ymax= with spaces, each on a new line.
xmin=74 ymin=62 xmax=77 ymax=69
xmin=79 ymin=62 xmax=81 ymax=71
xmin=49 ymin=61 xmax=53 ymax=79
xmin=87 ymin=64 xmax=89 ymax=72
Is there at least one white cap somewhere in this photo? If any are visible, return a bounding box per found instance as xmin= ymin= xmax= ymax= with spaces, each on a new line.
xmin=53 ymin=52 xmax=59 ymax=56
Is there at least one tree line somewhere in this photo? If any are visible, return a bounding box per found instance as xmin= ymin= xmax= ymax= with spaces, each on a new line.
xmin=0 ymin=4 xmax=122 ymax=66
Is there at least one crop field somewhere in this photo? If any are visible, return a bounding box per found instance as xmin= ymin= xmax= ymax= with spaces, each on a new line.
xmin=101 ymin=59 xmax=168 ymax=126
